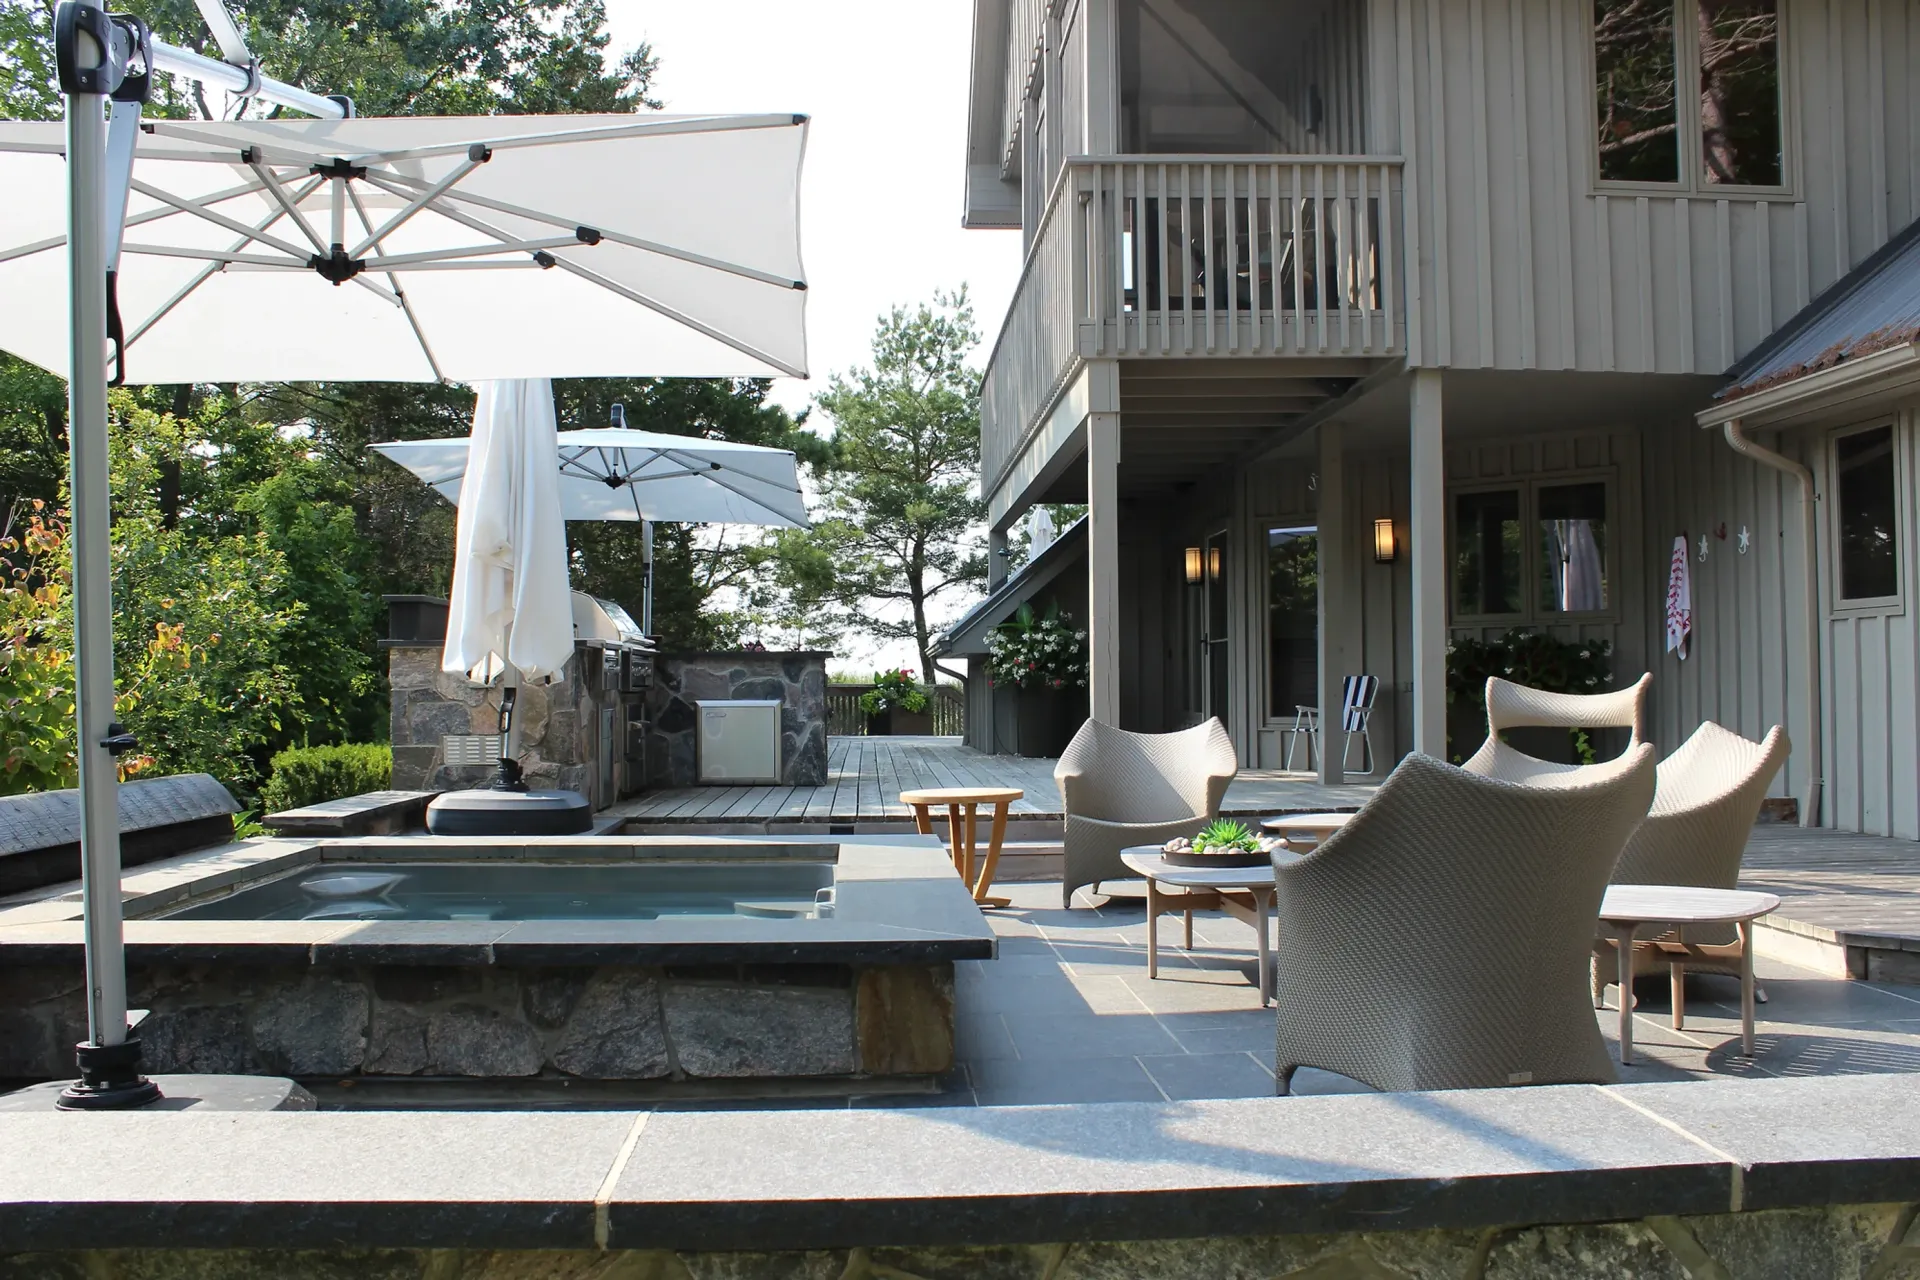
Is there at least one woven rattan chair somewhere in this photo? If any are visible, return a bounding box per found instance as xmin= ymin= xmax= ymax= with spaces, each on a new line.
xmin=1463 ymin=673 xmax=1652 ymax=784
xmin=1592 ymin=721 xmax=1790 ymax=1001
xmin=1055 ymin=718 xmax=1238 ymax=909
xmin=1272 ymin=746 xmax=1656 ymax=1094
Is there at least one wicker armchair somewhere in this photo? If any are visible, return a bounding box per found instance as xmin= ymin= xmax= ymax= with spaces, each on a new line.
xmin=1593 ymin=721 xmax=1790 ymax=998
xmin=1055 ymin=718 xmax=1238 ymax=909
xmin=1272 ymin=746 xmax=1656 ymax=1094
xmin=1463 ymin=673 xmax=1652 ymax=785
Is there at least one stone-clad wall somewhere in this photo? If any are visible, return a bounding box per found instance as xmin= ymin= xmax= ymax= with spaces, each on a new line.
xmin=0 ymin=961 xmax=953 ymax=1081
xmin=385 ymin=643 xmax=600 ymax=800
xmin=645 ymin=652 xmax=829 ymax=788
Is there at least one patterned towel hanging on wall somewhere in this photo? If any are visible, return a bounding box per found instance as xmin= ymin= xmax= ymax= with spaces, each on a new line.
xmin=1665 ymin=535 xmax=1693 ymax=661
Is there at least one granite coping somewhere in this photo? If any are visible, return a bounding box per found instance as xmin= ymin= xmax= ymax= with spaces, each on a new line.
xmin=0 ymin=836 xmax=996 ymax=968
xmin=1 ymin=1075 xmax=1917 ymax=1252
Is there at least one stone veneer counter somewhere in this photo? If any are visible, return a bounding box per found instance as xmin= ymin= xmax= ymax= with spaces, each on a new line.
xmin=0 ymin=836 xmax=989 ymax=1085
xmin=645 ymin=651 xmax=829 ymax=788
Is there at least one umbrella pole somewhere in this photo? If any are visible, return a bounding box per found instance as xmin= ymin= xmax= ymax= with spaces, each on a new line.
xmin=642 ymin=520 xmax=654 ymax=636
xmin=56 ymin=0 xmax=161 ymax=1109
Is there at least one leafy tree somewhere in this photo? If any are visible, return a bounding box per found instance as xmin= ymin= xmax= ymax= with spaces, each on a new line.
xmin=809 ymin=290 xmax=988 ymax=679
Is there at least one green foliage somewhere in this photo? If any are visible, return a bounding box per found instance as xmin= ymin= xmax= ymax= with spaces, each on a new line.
xmin=986 ymin=602 xmax=1089 ymax=693
xmin=0 ymin=503 xmax=76 ymax=791
xmin=856 ymin=668 xmax=928 ymax=717
xmin=258 ymin=742 xmax=392 ymax=813
xmin=806 ymin=291 xmax=988 ymax=677
xmin=1193 ymin=819 xmax=1258 ymax=855
xmin=1446 ymin=630 xmax=1616 ymax=764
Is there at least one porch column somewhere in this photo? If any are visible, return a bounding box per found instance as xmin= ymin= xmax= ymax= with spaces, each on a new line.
xmin=1088 ymin=411 xmax=1122 ymax=726
xmin=1317 ymin=423 xmax=1347 ymax=785
xmin=1409 ymin=369 xmax=1447 ymax=758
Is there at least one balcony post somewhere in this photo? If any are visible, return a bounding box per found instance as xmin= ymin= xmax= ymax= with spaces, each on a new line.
xmin=1409 ymin=369 xmax=1446 ymax=758
xmin=1317 ymin=422 xmax=1347 ymax=786
xmin=989 ymin=525 xmax=1010 ymax=591
xmin=1088 ymin=409 xmax=1122 ymax=726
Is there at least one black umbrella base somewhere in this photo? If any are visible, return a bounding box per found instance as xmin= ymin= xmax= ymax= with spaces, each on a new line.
xmin=427 ymin=789 xmax=593 ymax=837
xmin=1 ymin=1075 xmax=314 ymax=1113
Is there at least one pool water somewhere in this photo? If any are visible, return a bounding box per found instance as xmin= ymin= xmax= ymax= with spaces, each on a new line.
xmin=164 ymin=861 xmax=836 ymax=923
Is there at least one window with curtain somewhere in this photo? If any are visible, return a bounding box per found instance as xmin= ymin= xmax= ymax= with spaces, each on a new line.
xmin=1538 ymin=482 xmax=1611 ymax=614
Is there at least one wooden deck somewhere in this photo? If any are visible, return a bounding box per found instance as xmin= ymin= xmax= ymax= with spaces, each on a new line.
xmin=613 ymin=736 xmax=1379 ymax=826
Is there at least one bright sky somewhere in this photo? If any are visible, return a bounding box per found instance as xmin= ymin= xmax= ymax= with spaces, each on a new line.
xmin=602 ymin=1 xmax=1022 ymax=675
xmin=603 ymin=0 xmax=1023 ymax=420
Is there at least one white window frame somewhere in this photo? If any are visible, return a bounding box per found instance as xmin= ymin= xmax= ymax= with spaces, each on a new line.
xmin=1449 ymin=472 xmax=1621 ymax=627
xmin=1827 ymin=419 xmax=1907 ymax=618
xmin=1586 ymin=0 xmax=1797 ymax=198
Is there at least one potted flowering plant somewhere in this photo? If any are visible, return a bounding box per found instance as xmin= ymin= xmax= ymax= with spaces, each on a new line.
xmin=986 ymin=602 xmax=1090 ymax=757
xmin=858 ymin=668 xmax=933 ymax=735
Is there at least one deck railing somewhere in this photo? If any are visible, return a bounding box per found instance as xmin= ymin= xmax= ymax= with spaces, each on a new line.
xmin=980 ymin=155 xmax=1406 ymax=496
xmin=825 ymin=686 xmax=967 ymax=738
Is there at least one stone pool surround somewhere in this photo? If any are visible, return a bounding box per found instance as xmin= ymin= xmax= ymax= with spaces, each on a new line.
xmin=2 ymin=1073 xmax=1920 ymax=1276
xmin=0 ymin=835 xmax=990 ymax=1085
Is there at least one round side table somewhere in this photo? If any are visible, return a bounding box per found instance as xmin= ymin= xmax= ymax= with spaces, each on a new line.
xmin=1598 ymin=884 xmax=1781 ymax=1064
xmin=899 ymin=787 xmax=1023 ymax=907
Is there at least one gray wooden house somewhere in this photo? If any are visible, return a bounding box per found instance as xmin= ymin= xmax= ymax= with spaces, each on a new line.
xmin=952 ymin=0 xmax=1920 ymax=838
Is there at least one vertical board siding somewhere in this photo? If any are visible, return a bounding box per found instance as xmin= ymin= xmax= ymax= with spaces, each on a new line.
xmin=1397 ymin=0 xmax=1920 ymax=376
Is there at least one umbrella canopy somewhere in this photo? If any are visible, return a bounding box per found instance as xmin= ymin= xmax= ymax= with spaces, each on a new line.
xmin=0 ymin=113 xmax=809 ymax=384
xmin=443 ymin=380 xmax=574 ymax=683
xmin=372 ymin=427 xmax=811 ymax=529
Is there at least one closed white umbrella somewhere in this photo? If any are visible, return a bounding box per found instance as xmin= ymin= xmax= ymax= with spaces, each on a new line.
xmin=443 ymin=380 xmax=573 ymax=684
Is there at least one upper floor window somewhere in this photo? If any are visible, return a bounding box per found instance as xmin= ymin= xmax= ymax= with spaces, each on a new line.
xmin=1593 ymin=0 xmax=1784 ymax=190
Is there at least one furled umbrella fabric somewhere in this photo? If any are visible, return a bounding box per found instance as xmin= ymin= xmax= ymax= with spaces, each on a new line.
xmin=443 ymin=379 xmax=574 ymax=683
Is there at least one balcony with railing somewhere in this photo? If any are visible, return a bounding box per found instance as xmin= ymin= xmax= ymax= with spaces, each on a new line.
xmin=980 ymin=156 xmax=1406 ymax=496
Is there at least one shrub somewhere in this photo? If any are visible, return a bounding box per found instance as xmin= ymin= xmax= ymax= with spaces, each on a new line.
xmin=1446 ymin=630 xmax=1615 ymax=763
xmin=858 ymin=668 xmax=929 ymax=716
xmin=986 ymin=602 xmax=1088 ymax=692
xmin=258 ymin=743 xmax=392 ymax=814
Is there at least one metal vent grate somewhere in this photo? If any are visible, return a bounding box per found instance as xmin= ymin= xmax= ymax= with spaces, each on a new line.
xmin=442 ymin=734 xmax=503 ymax=766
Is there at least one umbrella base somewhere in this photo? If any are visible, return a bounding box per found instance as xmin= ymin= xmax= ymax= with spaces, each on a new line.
xmin=427 ymin=789 xmax=593 ymax=836
xmin=2 ymin=1074 xmax=314 ymax=1113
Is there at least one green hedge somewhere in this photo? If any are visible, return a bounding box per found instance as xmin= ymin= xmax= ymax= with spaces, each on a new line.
xmin=258 ymin=743 xmax=392 ymax=814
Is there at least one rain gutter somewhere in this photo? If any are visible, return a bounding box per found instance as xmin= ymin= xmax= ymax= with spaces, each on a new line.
xmin=1720 ymin=419 xmax=1822 ymax=828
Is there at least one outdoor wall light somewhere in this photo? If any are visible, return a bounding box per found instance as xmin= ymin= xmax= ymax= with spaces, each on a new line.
xmin=1208 ymin=547 xmax=1223 ymax=580
xmin=1373 ymin=518 xmax=1397 ymax=564
xmin=1184 ymin=546 xmax=1203 ymax=584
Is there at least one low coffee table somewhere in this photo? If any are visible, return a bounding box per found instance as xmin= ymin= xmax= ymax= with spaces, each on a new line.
xmin=1260 ymin=812 xmax=1354 ymax=849
xmin=1120 ymin=848 xmax=1278 ymax=1005
xmin=1598 ymin=884 xmax=1782 ymax=1065
xmin=899 ymin=787 xmax=1022 ymax=907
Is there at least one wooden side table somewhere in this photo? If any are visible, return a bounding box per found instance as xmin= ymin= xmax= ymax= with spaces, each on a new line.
xmin=1120 ymin=848 xmax=1278 ymax=1005
xmin=899 ymin=787 xmax=1023 ymax=907
xmin=1598 ymin=884 xmax=1781 ymax=1064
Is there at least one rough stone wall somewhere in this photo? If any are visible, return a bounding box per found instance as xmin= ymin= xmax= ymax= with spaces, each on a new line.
xmin=3 ymin=1205 xmax=1915 ymax=1278
xmin=646 ymin=653 xmax=829 ymax=788
xmin=0 ymin=961 xmax=952 ymax=1082
xmin=386 ymin=643 xmax=600 ymax=800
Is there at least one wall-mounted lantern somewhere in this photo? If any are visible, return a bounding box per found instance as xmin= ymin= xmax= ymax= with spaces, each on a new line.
xmin=1184 ymin=546 xmax=1203 ymax=584
xmin=1208 ymin=546 xmax=1223 ymax=581
xmin=1373 ymin=518 xmax=1397 ymax=564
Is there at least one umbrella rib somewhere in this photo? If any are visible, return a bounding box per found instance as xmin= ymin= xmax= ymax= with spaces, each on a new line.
xmin=346 ymin=154 xmax=486 ymax=259
xmin=148 ymin=122 xmax=340 ymax=169
xmin=357 ymin=113 xmax=805 ymax=164
xmin=0 ymin=174 xmax=275 ymax=265
xmin=124 ymin=173 xmax=328 ymax=349
xmin=362 ymin=236 xmax=589 ymax=270
xmin=349 ymin=187 xmax=446 ymax=383
xmin=248 ymin=159 xmax=331 ymax=255
xmin=120 ymin=243 xmax=307 ymax=268
xmin=356 ymin=177 xmax=804 ymax=375
xmin=129 ymin=178 xmax=315 ymax=261
xmin=375 ymin=175 xmax=805 ymax=291
xmin=654 ymin=446 xmax=807 ymax=526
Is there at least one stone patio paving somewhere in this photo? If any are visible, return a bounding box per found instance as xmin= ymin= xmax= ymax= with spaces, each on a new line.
xmin=869 ymin=880 xmax=1920 ymax=1110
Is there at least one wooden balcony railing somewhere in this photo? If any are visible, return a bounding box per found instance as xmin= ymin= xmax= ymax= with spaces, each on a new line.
xmin=825 ymin=686 xmax=967 ymax=738
xmin=981 ymin=156 xmax=1406 ymax=496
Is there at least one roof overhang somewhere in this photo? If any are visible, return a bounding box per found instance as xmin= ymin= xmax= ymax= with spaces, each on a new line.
xmin=1698 ymin=341 xmax=1920 ymax=430
xmin=930 ymin=516 xmax=1088 ymax=658
xmin=963 ymin=0 xmax=1022 ymax=229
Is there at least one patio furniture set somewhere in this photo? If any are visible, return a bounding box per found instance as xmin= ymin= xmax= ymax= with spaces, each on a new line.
xmin=915 ymin=674 xmax=1791 ymax=1095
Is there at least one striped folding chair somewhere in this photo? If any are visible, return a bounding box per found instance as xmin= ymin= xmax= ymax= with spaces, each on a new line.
xmin=1287 ymin=676 xmax=1381 ymax=775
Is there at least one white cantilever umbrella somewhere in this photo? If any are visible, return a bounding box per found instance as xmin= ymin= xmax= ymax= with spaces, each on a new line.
xmin=0 ymin=112 xmax=810 ymax=384
xmin=371 ymin=427 xmax=811 ymax=530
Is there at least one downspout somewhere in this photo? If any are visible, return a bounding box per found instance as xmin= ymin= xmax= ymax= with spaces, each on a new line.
xmin=1722 ymin=419 xmax=1822 ymax=828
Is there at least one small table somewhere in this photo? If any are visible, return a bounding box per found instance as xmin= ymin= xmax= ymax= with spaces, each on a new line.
xmin=1260 ymin=812 xmax=1354 ymax=849
xmin=1120 ymin=849 xmax=1277 ymax=1005
xmin=899 ymin=787 xmax=1023 ymax=907
xmin=1598 ymin=884 xmax=1781 ymax=1065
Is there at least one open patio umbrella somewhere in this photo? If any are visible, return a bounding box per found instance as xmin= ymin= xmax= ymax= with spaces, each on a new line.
xmin=0 ymin=112 xmax=810 ymax=384
xmin=4 ymin=0 xmax=811 ymax=1107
